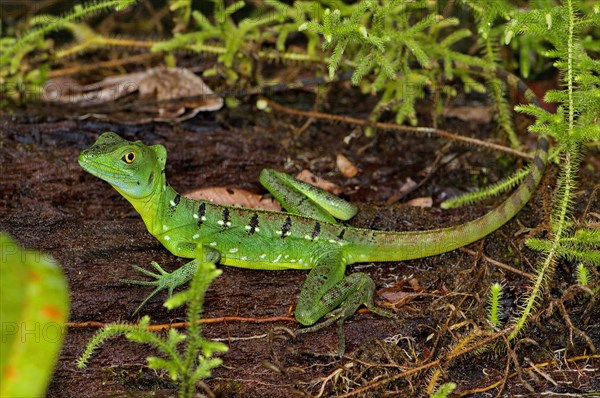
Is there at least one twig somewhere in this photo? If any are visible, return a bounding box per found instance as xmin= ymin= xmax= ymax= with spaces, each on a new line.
xmin=525 ymin=357 xmax=558 ymax=386
xmin=336 ymin=328 xmax=516 ymax=397
xmin=557 ymin=296 xmax=597 ymax=353
xmin=457 ymin=354 xmax=600 ymax=396
xmin=460 ymin=248 xmax=535 ymax=280
xmin=66 ymin=315 xmax=296 ymax=330
xmin=264 ymin=98 xmax=533 ymax=160
xmin=48 ymin=53 xmax=159 ymax=77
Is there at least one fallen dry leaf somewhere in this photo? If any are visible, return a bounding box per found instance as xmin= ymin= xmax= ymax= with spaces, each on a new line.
xmin=377 ymin=277 xmax=425 ymax=308
xmin=438 ymin=283 xmax=449 ymax=296
xmin=408 ymin=277 xmax=424 ymax=293
xmin=336 ymin=153 xmax=360 ymax=178
xmin=385 ymin=177 xmax=417 ymax=205
xmin=404 ymin=196 xmax=433 ymax=208
xmin=378 ymin=290 xmax=421 ymax=308
xmin=295 ymin=169 xmax=343 ymax=195
xmin=43 ymin=67 xmax=222 ymax=122
xmin=183 ymin=187 xmax=281 ymax=211
xmin=443 ymin=105 xmax=493 ymax=124
xmin=184 ymin=170 xmax=347 ymax=211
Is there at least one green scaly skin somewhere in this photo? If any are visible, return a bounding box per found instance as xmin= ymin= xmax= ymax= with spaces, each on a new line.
xmin=78 ymin=71 xmax=548 ymax=354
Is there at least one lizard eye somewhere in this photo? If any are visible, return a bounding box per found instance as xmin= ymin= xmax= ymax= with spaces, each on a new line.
xmin=122 ymin=152 xmax=136 ymax=164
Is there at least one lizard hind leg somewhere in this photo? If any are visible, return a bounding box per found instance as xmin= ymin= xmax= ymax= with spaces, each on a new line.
xmin=295 ymin=249 xmax=393 ymax=355
xmin=259 ymin=168 xmax=357 ymax=223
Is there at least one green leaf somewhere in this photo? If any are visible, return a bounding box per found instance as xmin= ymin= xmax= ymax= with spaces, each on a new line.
xmin=224 ymin=1 xmax=245 ymax=17
xmin=114 ymin=0 xmax=137 ymax=12
xmin=526 ymin=238 xmax=552 ymax=253
xmin=572 ymin=124 xmax=600 ymax=142
xmin=147 ymin=356 xmax=180 ymax=380
xmin=430 ymin=382 xmax=457 ymax=398
xmin=0 ymin=233 xmax=70 ymax=397
xmin=404 ymin=13 xmax=438 ymax=35
xmin=166 ymin=328 xmax=187 ymax=347
xmin=191 ymin=10 xmax=214 ymax=31
xmin=201 ymin=340 xmax=229 ymax=357
xmin=488 ymin=281 xmax=505 ymax=328
xmin=515 ymin=104 xmax=550 ymax=119
xmin=439 ymin=28 xmax=471 ymax=47
xmin=544 ymin=89 xmax=568 ymax=104
xmin=574 ymin=229 xmax=600 ymax=244
xmin=403 ymin=38 xmax=429 ymax=66
xmin=164 ymin=290 xmax=193 ymax=309
xmin=576 ymin=264 xmax=589 ymax=285
xmin=194 ymin=357 xmax=224 ymax=379
xmin=441 ymin=166 xmax=530 ymax=209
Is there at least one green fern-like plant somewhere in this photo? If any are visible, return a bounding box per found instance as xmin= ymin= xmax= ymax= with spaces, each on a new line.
xmin=526 ymin=228 xmax=600 ymax=266
xmin=151 ymin=0 xmax=322 ymax=84
xmin=487 ymin=282 xmax=504 ymax=328
xmin=299 ymin=0 xmax=490 ymax=126
xmin=430 ymin=382 xmax=457 ymax=398
xmin=441 ymin=165 xmax=530 ymax=209
xmin=77 ymin=260 xmax=227 ymax=398
xmin=575 ymin=263 xmax=589 ymax=286
xmin=503 ymin=0 xmax=600 ymax=342
xmin=0 ymin=0 xmax=137 ymax=67
xmin=0 ymin=0 xmax=138 ymax=103
xmin=457 ymin=0 xmax=521 ymax=147
xmin=169 ymin=0 xmax=192 ymax=33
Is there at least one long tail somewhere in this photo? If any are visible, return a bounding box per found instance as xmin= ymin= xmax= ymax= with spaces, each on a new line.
xmin=346 ymin=68 xmax=549 ymax=263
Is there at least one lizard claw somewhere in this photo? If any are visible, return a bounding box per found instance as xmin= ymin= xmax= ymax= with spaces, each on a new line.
xmin=121 ymin=261 xmax=180 ymax=315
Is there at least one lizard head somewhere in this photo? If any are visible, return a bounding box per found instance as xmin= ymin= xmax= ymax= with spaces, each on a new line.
xmin=78 ymin=132 xmax=167 ymax=200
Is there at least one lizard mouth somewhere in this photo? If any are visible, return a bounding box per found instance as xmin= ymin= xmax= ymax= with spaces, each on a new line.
xmin=78 ymin=151 xmax=135 ymax=186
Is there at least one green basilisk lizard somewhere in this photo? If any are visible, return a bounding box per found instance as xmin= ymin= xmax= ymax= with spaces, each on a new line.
xmin=78 ymin=72 xmax=548 ymax=354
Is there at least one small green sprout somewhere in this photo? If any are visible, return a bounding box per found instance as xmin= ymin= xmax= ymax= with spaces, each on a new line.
xmin=488 ymin=282 xmax=504 ymax=328
xmin=77 ymin=260 xmax=227 ymax=398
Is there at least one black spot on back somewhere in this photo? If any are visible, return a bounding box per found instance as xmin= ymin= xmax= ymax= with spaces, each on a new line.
xmin=197 ymin=202 xmax=206 ymax=227
xmin=248 ymin=213 xmax=259 ymax=235
xmin=312 ymin=222 xmax=321 ymax=239
xmin=222 ymin=208 xmax=230 ymax=228
xmin=281 ymin=216 xmax=292 ymax=238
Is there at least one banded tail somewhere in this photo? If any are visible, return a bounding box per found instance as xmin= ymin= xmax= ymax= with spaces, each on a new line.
xmin=346 ymin=68 xmax=549 ymax=264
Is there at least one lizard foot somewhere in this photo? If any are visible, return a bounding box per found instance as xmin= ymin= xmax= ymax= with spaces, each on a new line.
xmin=294 ymin=307 xmax=349 ymax=357
xmin=295 ymin=304 xmax=394 ymax=357
xmin=121 ymin=261 xmax=184 ymax=315
xmin=295 ymin=270 xmax=396 ymax=356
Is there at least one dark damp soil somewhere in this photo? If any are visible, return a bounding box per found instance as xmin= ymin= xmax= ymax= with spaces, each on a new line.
xmin=1 ymin=88 xmax=598 ymax=397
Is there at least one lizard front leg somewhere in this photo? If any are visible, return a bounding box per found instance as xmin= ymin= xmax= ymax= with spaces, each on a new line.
xmin=122 ymin=243 xmax=220 ymax=315
xmin=295 ymin=247 xmax=393 ymax=355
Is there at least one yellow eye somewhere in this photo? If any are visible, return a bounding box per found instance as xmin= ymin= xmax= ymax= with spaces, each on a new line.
xmin=123 ymin=152 xmax=136 ymax=164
